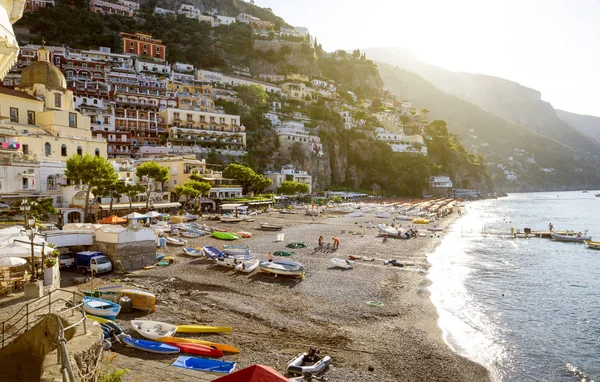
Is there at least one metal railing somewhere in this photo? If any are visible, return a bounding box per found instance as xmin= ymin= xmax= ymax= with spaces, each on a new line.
xmin=0 ymin=288 xmax=87 ymax=349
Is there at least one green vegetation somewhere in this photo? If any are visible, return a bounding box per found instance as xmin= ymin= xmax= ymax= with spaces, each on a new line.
xmin=121 ymin=183 xmax=145 ymax=213
xmin=222 ymin=163 xmax=272 ymax=194
xmin=13 ymin=198 xmax=56 ymax=221
xmin=65 ymin=154 xmax=118 ymax=221
xmin=277 ymin=181 xmax=310 ymax=195
xmin=318 ymin=50 xmax=384 ymax=99
xmin=135 ymin=161 xmax=169 ymax=211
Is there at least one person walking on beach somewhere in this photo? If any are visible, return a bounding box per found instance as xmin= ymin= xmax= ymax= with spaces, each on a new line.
xmin=549 ymin=222 xmax=554 ymax=232
xmin=332 ymin=237 xmax=340 ymax=249
xmin=318 ymin=236 xmax=324 ymax=247
xmin=268 ymin=251 xmax=273 ymax=262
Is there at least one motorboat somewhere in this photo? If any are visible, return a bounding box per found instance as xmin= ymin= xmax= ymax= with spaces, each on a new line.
xmin=234 ymin=258 xmax=259 ymax=273
xmin=165 ymin=237 xmax=188 ymax=246
xmin=183 ymin=247 xmax=203 ymax=256
xmin=202 ymin=246 xmax=225 ymax=260
xmin=213 ymin=253 xmax=255 ymax=268
xmin=131 ymin=320 xmax=177 ymax=340
xmin=259 ymin=260 xmax=305 ymax=278
xmin=551 ymin=232 xmax=591 ymax=242
xmin=584 ymin=240 xmax=600 ymax=249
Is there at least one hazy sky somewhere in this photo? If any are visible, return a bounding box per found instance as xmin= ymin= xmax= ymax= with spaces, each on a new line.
xmin=254 ymin=0 xmax=600 ymax=117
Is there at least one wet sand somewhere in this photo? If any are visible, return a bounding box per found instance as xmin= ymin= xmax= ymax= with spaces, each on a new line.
xmin=99 ymin=210 xmax=490 ymax=381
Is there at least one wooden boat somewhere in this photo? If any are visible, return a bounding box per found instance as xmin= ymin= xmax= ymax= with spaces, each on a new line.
xmin=202 ymin=246 xmax=224 ymax=260
xmin=157 ymin=337 xmax=240 ymax=353
xmin=172 ymin=356 xmax=236 ymax=374
xmin=131 ymin=320 xmax=177 ymax=340
xmin=211 ymin=231 xmax=240 ymax=240
xmin=330 ymin=258 xmax=355 ymax=269
xmin=183 ymin=247 xmax=203 ymax=256
xmin=220 ymin=217 xmax=244 ymax=223
xmin=259 ymin=260 xmax=305 ymax=278
xmin=551 ymin=232 xmax=591 ymax=242
xmin=119 ymin=289 xmax=156 ymax=312
xmin=176 ymin=325 xmax=233 ymax=334
xmin=234 ymin=258 xmax=259 ymax=273
xmin=258 ymin=223 xmax=283 ymax=231
xmin=122 ymin=336 xmax=180 ymax=354
xmin=584 ymin=239 xmax=600 ymax=249
xmin=82 ymin=297 xmax=121 ymax=320
xmin=165 ymin=237 xmax=188 ymax=246
xmin=171 ymin=342 xmax=224 ymax=357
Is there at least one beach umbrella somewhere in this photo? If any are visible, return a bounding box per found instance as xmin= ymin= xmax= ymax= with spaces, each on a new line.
xmin=145 ymin=211 xmax=161 ymax=218
xmin=0 ymin=242 xmax=52 ymax=257
xmin=124 ymin=212 xmax=149 ymax=220
xmin=0 ymin=257 xmax=27 ymax=267
xmin=98 ymin=215 xmax=127 ymax=224
xmin=213 ymin=365 xmax=288 ymax=382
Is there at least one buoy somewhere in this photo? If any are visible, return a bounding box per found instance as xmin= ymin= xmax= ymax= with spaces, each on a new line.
xmin=501 ymin=293 xmax=505 ymax=297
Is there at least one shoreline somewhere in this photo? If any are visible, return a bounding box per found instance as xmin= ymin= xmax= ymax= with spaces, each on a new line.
xmin=91 ymin=210 xmax=490 ymax=381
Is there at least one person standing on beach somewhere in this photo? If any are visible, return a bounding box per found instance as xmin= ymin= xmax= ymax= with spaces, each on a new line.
xmin=318 ymin=236 xmax=324 ymax=247
xmin=332 ymin=237 xmax=340 ymax=249
xmin=268 ymin=251 xmax=273 ymax=262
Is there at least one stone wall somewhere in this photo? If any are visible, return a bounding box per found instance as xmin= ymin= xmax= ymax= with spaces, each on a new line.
xmin=94 ymin=240 xmax=156 ymax=272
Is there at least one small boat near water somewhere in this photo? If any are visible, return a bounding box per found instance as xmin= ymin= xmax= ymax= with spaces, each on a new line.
xmin=165 ymin=237 xmax=188 ymax=246
xmin=83 ymin=297 xmax=121 ymax=320
xmin=131 ymin=320 xmax=177 ymax=340
xmin=551 ymin=232 xmax=591 ymax=242
xmin=260 ymin=260 xmax=305 ymax=278
xmin=584 ymin=239 xmax=600 ymax=249
xmin=183 ymin=247 xmax=203 ymax=257
xmin=122 ymin=336 xmax=180 ymax=354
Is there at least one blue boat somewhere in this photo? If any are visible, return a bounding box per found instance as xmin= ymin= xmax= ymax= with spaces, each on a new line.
xmin=202 ymin=246 xmax=225 ymax=260
xmin=82 ymin=297 xmax=121 ymax=320
xmin=122 ymin=336 xmax=181 ymax=354
xmin=183 ymin=247 xmax=203 ymax=257
xmin=171 ymin=356 xmax=236 ymax=374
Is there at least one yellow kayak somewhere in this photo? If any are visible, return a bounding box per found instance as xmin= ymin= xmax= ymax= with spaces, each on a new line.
xmin=86 ymin=314 xmax=111 ymax=324
xmin=176 ymin=325 xmax=233 ymax=334
xmin=157 ymin=337 xmax=240 ymax=353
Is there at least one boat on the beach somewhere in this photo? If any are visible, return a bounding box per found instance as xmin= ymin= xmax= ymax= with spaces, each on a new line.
xmin=172 ymin=356 xmax=236 ymax=374
xmin=413 ymin=218 xmax=430 ymax=224
xmin=220 ymin=216 xmax=244 ymax=223
xmin=182 ymin=214 xmax=199 ymax=221
xmin=396 ymin=215 xmax=413 ymax=221
xmin=234 ymin=258 xmax=260 ymax=273
xmin=259 ymin=260 xmax=305 ymax=278
xmin=122 ymin=336 xmax=180 ymax=354
xmin=202 ymin=245 xmax=225 ymax=259
xmin=330 ymin=258 xmax=355 ymax=269
xmin=584 ymin=239 xmax=600 ymax=249
xmin=82 ymin=297 xmax=121 ymax=320
xmin=235 ymin=231 xmax=252 ymax=238
xmin=119 ymin=289 xmax=156 ymax=312
xmin=427 ymin=227 xmax=443 ymax=232
xmin=551 ymin=232 xmax=591 ymax=242
xmin=165 ymin=237 xmax=188 ymax=246
xmin=150 ymin=222 xmax=171 ymax=233
xmin=377 ymin=224 xmax=398 ymax=236
xmin=287 ymin=350 xmax=332 ymax=377
xmin=183 ymin=247 xmax=203 ymax=256
xmin=376 ymin=212 xmax=390 ymax=218
xmin=176 ymin=325 xmax=233 ymax=334
xmin=223 ymin=245 xmax=250 ymax=256
xmin=213 ymin=253 xmax=255 ymax=268
xmin=180 ymin=231 xmax=200 ymax=239
xmin=170 ymin=342 xmax=224 ymax=357
xmin=258 ymin=223 xmax=283 ymax=231
xmin=211 ymin=231 xmax=240 ymax=240
xmin=157 ymin=337 xmax=240 ymax=353
xmin=131 ymin=320 xmax=177 ymax=340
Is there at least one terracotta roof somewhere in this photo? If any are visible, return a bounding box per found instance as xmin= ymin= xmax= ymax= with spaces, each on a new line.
xmin=0 ymin=87 xmax=41 ymax=102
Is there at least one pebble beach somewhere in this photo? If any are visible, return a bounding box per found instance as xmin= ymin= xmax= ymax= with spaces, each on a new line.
xmin=92 ymin=209 xmax=490 ymax=381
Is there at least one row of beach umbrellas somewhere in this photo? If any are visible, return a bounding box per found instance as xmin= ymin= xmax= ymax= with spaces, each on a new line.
xmin=98 ymin=211 xmax=164 ymax=224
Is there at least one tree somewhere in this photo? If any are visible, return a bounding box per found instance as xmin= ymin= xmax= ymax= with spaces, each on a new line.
xmin=93 ymin=179 xmax=126 ymax=214
xmin=135 ymin=161 xmax=169 ymax=211
xmin=223 ymin=163 xmax=258 ymax=195
xmin=121 ymin=183 xmax=146 ymax=213
xmin=251 ymin=174 xmax=272 ymax=194
xmin=65 ymin=154 xmax=118 ymax=221
xmin=185 ymin=180 xmax=211 ymax=196
xmin=234 ymin=85 xmax=268 ymax=108
xmin=173 ymin=185 xmax=200 ymax=208
xmin=277 ymin=181 xmax=310 ymax=195
xmin=14 ymin=198 xmax=56 ymax=221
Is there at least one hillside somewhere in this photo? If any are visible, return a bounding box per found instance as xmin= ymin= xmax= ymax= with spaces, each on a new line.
xmin=376 ymin=63 xmax=600 ymax=191
xmin=556 ymin=110 xmax=600 ymax=144
xmin=365 ymin=47 xmax=600 ymax=155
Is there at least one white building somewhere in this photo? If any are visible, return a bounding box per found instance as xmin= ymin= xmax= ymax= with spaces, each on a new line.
xmin=276 ymin=122 xmax=323 ymax=156
xmin=173 ymin=62 xmax=194 ymax=72
xmin=375 ymin=111 xmax=403 ymax=132
xmin=375 ymin=128 xmax=427 ymax=155
xmin=134 ymin=59 xmax=172 ymax=77
xmin=265 ymin=165 xmax=312 ymax=194
xmin=339 ymin=111 xmax=353 ymax=130
xmin=178 ymin=3 xmax=200 ymax=18
xmin=236 ymin=13 xmax=256 ymax=24
xmin=216 ymin=15 xmax=235 ymax=25
xmin=196 ymin=69 xmax=222 ymax=83
xmin=154 ymin=6 xmax=175 ymax=15
xmin=429 ymin=176 xmax=453 ymax=197
xmin=219 ymin=73 xmax=281 ymax=94
xmin=280 ymin=27 xmax=301 ymax=38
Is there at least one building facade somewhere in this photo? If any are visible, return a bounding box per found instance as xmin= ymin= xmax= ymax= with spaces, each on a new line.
xmin=120 ymin=32 xmax=166 ymax=61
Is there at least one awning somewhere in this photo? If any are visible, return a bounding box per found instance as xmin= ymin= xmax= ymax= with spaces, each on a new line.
xmin=96 ymin=202 xmax=181 ymax=210
xmin=221 ymin=203 xmax=243 ymax=210
xmin=18 ymin=173 xmax=36 ymax=178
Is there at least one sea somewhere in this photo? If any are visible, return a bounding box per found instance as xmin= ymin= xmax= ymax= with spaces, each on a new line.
xmin=428 ymin=191 xmax=600 ymax=382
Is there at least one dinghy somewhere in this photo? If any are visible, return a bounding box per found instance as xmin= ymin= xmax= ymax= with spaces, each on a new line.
xmin=165 ymin=237 xmax=188 ymax=246
xmin=172 ymin=356 xmax=236 ymax=374
xmin=287 ymin=350 xmax=332 ymax=377
xmin=258 ymin=223 xmax=283 ymax=231
xmin=213 ymin=253 xmax=255 ymax=269
xmin=223 ymin=245 xmax=250 ymax=256
xmin=330 ymin=258 xmax=355 ymax=269
xmin=176 ymin=325 xmax=233 ymax=334
xmin=234 ymin=258 xmax=259 ymax=273
xmin=551 ymin=232 xmax=591 ymax=242
xmin=82 ymin=297 xmax=121 ymax=320
xmin=259 ymin=260 xmax=305 ymax=278
xmin=181 ymin=232 xmax=200 ymax=239
xmin=202 ymin=245 xmax=225 ymax=260
xmin=183 ymin=247 xmax=203 ymax=257
xmin=131 ymin=320 xmax=177 ymax=340
xmin=157 ymin=337 xmax=240 ymax=353
xmin=396 ymin=215 xmax=413 ymax=221
xmin=171 ymin=343 xmax=224 ymax=357
xmin=122 ymin=336 xmax=180 ymax=354
xmin=211 ymin=231 xmax=240 ymax=240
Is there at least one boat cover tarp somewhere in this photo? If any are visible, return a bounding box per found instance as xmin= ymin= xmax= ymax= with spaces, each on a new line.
xmin=214 ymin=364 xmax=287 ymax=381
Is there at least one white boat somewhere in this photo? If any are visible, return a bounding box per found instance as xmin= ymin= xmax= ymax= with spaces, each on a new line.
xmin=213 ymin=253 xmax=255 ymax=268
xmin=259 ymin=260 xmax=305 ymax=278
xmin=396 ymin=215 xmax=413 ymax=221
xmin=181 ymin=232 xmax=200 ymax=239
xmin=234 ymin=258 xmax=260 ymax=273
xmin=347 ymin=211 xmax=364 ymax=217
xmin=377 ymin=224 xmax=398 ymax=236
xmin=183 ymin=247 xmax=203 ymax=256
xmin=584 ymin=240 xmax=600 ymax=249
xmin=165 ymin=237 xmax=188 ymax=246
xmin=330 ymin=258 xmax=355 ymax=269
xmin=83 ymin=297 xmax=121 ymax=320
xmin=150 ymin=222 xmax=171 ymax=233
xmin=131 ymin=320 xmax=177 ymax=340
xmin=220 ymin=216 xmax=244 ymax=223
xmin=551 ymin=232 xmax=591 ymax=242
xmin=376 ymin=212 xmax=390 ymax=219
xmin=182 ymin=214 xmax=199 ymax=221
xmin=427 ymin=227 xmax=443 ymax=232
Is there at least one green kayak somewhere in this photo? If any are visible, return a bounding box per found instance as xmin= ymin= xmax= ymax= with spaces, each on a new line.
xmin=211 ymin=231 xmax=240 ymax=240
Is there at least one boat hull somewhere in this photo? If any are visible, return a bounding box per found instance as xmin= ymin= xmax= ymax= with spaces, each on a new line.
xmin=551 ymin=233 xmax=591 ymax=242
xmin=176 ymin=325 xmax=233 ymax=334
xmin=122 ymin=336 xmax=180 ymax=354
xmin=131 ymin=320 xmax=177 ymax=340
xmin=584 ymin=240 xmax=600 ymax=249
xmin=82 ymin=297 xmax=121 ymax=321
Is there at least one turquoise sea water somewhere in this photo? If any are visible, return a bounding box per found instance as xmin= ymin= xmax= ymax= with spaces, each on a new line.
xmin=428 ymin=191 xmax=600 ymax=381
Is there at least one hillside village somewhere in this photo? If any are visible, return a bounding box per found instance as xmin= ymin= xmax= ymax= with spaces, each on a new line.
xmin=0 ymin=0 xmax=494 ymax=222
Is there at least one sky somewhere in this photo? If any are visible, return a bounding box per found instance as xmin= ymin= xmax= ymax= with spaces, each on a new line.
xmin=254 ymin=0 xmax=600 ymax=117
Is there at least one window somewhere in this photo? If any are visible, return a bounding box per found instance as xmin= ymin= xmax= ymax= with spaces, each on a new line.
xmin=95 ymin=148 xmax=100 ymax=157
xmin=22 ymin=144 xmax=29 ymax=155
xmin=82 ymin=63 xmax=87 ymax=68
xmin=187 ymin=114 xmax=193 ymax=122
xmin=54 ymin=93 xmax=61 ymax=108
xmin=47 ymin=175 xmax=56 ymax=191
xmin=69 ymin=113 xmax=77 ymax=127
xmin=9 ymin=108 xmax=18 ymax=122
xmin=45 ymin=142 xmax=51 ymax=156
xmin=66 ymin=70 xmax=73 ymax=77
xmin=61 ymin=144 xmax=67 ymax=156
xmin=77 ymin=146 xmax=82 ymax=155
xmin=95 ymin=65 xmax=100 ymax=69
xmin=67 ymin=62 xmax=72 ymax=67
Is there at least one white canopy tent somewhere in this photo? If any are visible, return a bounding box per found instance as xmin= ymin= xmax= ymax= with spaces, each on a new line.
xmin=0 ymin=243 xmax=52 ymax=258
xmin=124 ymin=212 xmax=149 ymax=220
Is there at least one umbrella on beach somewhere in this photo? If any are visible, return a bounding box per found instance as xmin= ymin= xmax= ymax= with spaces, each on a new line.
xmin=0 ymin=257 xmax=27 ymax=267
xmin=124 ymin=212 xmax=149 ymax=220
xmin=145 ymin=211 xmax=161 ymax=218
xmin=0 ymin=243 xmax=52 ymax=258
xmin=98 ymin=215 xmax=127 ymax=224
